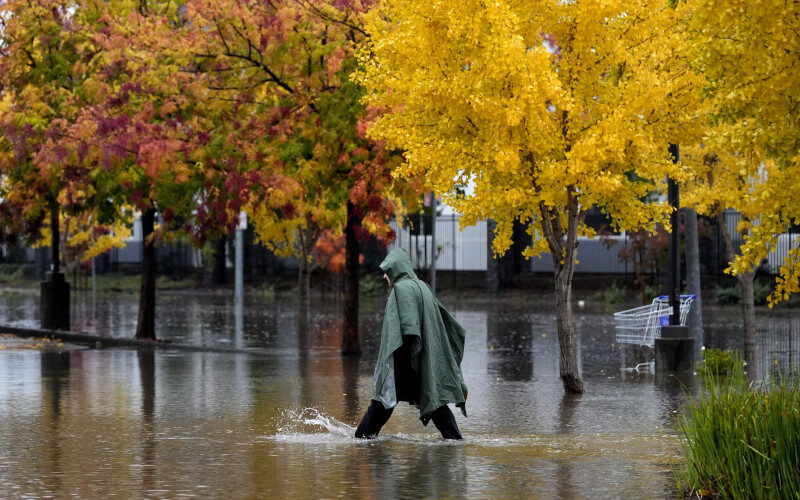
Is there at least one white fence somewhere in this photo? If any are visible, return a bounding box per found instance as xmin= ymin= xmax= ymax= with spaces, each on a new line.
xmin=389 ymin=215 xmax=488 ymax=271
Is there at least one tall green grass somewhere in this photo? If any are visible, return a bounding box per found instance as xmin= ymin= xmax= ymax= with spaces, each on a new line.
xmin=677 ymin=367 xmax=800 ymax=498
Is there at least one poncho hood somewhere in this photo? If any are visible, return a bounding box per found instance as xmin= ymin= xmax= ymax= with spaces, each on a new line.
xmin=379 ymin=248 xmax=416 ymax=284
xmin=373 ymin=248 xmax=468 ymax=422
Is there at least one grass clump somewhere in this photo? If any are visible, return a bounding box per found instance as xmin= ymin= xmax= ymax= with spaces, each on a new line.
xmin=677 ymin=367 xmax=800 ymax=498
xmin=696 ymin=348 xmax=744 ymax=377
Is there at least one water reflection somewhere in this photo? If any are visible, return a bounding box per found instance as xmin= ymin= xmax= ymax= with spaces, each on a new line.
xmin=39 ymin=352 xmax=70 ymax=495
xmin=367 ymin=442 xmax=468 ymax=498
xmin=554 ymin=393 xmax=580 ymax=499
xmin=487 ymin=313 xmax=533 ymax=381
xmin=137 ymin=350 xmax=156 ymax=494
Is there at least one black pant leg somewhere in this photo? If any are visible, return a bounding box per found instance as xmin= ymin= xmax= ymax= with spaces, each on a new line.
xmin=355 ymin=400 xmax=394 ymax=439
xmin=430 ymin=405 xmax=463 ymax=440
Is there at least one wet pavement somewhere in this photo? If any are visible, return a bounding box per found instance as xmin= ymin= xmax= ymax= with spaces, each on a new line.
xmin=0 ymin=289 xmax=798 ymax=498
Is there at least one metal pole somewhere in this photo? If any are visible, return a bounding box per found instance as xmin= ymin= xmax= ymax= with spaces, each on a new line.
xmin=668 ymin=143 xmax=681 ymax=326
xmin=51 ymin=203 xmax=60 ymax=275
xmin=430 ymin=191 xmax=436 ymax=295
xmin=90 ymin=225 xmax=96 ymax=305
xmin=423 ymin=208 xmax=427 ymax=274
xmin=452 ymin=213 xmax=457 ymax=290
xmin=235 ymin=212 xmax=245 ymax=307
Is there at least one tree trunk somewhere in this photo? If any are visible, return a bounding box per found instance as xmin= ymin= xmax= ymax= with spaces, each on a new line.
xmin=212 ymin=236 xmax=227 ymax=285
xmin=540 ymin=191 xmax=584 ymax=394
xmin=739 ymin=269 xmax=757 ymax=370
xmin=341 ymin=202 xmax=360 ymax=355
xmin=298 ymin=257 xmax=311 ymax=328
xmin=684 ymin=209 xmax=704 ymax=351
xmin=135 ymin=209 xmax=157 ymax=340
xmin=554 ymin=266 xmax=583 ymax=393
xmin=717 ymin=211 xmax=756 ymax=369
xmin=486 ymin=219 xmax=500 ymax=293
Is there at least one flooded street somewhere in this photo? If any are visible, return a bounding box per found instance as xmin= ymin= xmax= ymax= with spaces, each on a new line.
xmin=1 ymin=290 xmax=798 ymax=498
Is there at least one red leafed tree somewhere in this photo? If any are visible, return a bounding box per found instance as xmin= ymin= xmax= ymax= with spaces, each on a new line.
xmin=176 ymin=0 xmax=422 ymax=353
xmin=50 ymin=1 xmax=251 ymax=340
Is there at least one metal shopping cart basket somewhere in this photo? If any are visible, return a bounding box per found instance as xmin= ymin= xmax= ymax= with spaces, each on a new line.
xmin=614 ymin=295 xmax=696 ymax=348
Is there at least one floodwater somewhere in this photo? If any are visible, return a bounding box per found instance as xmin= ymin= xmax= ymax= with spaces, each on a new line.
xmin=1 ymin=289 xmax=798 ymax=498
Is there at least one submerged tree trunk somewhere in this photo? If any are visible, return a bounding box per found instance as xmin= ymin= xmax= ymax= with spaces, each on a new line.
xmin=296 ymin=226 xmax=320 ymax=346
xmin=135 ymin=209 xmax=157 ymax=340
xmin=540 ymin=187 xmax=585 ymax=394
xmin=341 ymin=202 xmax=361 ymax=355
xmin=554 ymin=266 xmax=582 ymax=393
xmin=684 ymin=209 xmax=704 ymax=350
xmin=717 ymin=211 xmax=756 ymax=369
xmin=739 ymin=269 xmax=757 ymax=369
xmin=298 ymin=257 xmax=311 ymax=326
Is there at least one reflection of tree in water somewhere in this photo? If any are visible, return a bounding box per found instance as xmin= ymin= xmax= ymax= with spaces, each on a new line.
xmin=555 ymin=393 xmax=580 ymax=500
xmin=297 ymin=307 xmax=311 ymax=408
xmin=40 ymin=351 xmax=71 ymax=494
xmin=487 ymin=311 xmax=533 ymax=382
xmin=365 ymin=443 xmax=467 ymax=498
xmin=341 ymin=354 xmax=361 ymax=425
xmin=137 ymin=350 xmax=156 ymax=495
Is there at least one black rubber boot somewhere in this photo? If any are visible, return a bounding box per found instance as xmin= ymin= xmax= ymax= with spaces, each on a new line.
xmin=355 ymin=400 xmax=394 ymax=439
xmin=430 ymin=405 xmax=463 ymax=440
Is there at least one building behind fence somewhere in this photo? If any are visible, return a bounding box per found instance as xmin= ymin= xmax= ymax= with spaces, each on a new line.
xmin=7 ymin=209 xmax=798 ymax=285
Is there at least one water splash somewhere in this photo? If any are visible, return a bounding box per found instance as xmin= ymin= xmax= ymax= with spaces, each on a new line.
xmin=262 ymin=408 xmax=360 ymax=444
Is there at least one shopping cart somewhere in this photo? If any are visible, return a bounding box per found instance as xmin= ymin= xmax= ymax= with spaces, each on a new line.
xmin=614 ymin=294 xmax=696 ymax=348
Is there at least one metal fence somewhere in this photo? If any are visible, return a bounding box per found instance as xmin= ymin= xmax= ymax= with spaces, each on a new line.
xmin=16 ymin=209 xmax=799 ymax=280
xmin=389 ymin=215 xmax=488 ymax=271
xmin=388 ymin=210 xmax=799 ymax=278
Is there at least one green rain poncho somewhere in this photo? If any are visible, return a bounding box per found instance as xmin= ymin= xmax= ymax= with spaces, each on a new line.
xmin=372 ymin=248 xmax=468 ymax=422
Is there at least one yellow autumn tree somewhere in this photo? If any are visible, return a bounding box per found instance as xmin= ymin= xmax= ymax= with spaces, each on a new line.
xmin=357 ymin=0 xmax=702 ymax=393
xmin=682 ymin=0 xmax=800 ymax=306
xmin=682 ymin=145 xmax=774 ymax=367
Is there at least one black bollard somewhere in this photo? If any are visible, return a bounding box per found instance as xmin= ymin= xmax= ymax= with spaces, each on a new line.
xmin=655 ymin=325 xmax=694 ymax=373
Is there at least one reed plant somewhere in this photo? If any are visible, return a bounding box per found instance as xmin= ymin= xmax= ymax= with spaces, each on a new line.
xmin=677 ymin=366 xmax=800 ymax=498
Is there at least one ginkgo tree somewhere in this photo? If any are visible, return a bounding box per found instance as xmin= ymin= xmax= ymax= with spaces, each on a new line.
xmin=357 ymin=0 xmax=702 ymax=392
xmin=682 ymin=0 xmax=800 ymax=306
xmin=682 ymin=147 xmax=773 ymax=368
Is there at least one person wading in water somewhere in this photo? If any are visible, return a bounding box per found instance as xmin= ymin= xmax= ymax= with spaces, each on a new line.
xmin=355 ymin=248 xmax=468 ymax=440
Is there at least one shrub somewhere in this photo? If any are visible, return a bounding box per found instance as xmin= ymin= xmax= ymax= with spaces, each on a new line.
xmin=715 ymin=279 xmax=772 ymax=306
xmin=255 ymin=283 xmax=275 ymax=301
xmin=753 ymin=279 xmax=771 ymax=306
xmin=594 ymin=281 xmax=625 ymax=305
xmin=696 ymin=348 xmax=744 ymax=377
xmin=360 ymin=274 xmax=384 ymax=297
xmin=677 ymin=369 xmax=800 ymax=498
xmin=715 ymin=284 xmax=740 ymax=305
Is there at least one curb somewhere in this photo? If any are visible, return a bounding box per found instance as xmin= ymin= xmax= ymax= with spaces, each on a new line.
xmin=0 ymin=324 xmax=266 ymax=355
